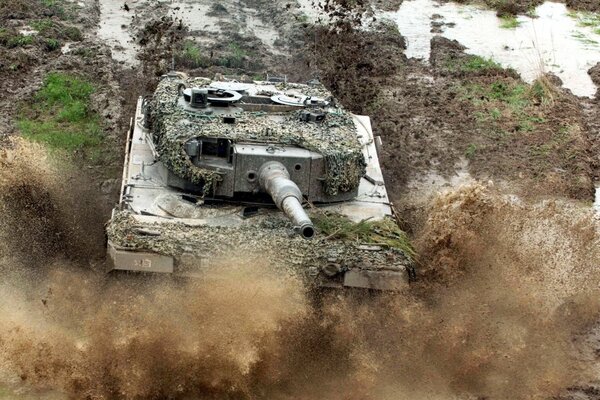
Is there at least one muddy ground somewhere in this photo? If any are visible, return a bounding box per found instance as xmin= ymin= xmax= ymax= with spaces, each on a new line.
xmin=1 ymin=0 xmax=600 ymax=399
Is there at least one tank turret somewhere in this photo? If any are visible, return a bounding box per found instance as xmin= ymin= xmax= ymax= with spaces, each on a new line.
xmin=146 ymin=73 xmax=366 ymax=238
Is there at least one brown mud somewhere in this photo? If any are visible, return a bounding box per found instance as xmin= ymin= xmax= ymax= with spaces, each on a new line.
xmin=2 ymin=0 xmax=600 ymax=399
xmin=312 ymin=28 xmax=595 ymax=208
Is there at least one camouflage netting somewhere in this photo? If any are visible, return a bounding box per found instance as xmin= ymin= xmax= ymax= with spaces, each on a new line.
xmin=149 ymin=75 xmax=366 ymax=196
xmin=106 ymin=211 xmax=413 ymax=277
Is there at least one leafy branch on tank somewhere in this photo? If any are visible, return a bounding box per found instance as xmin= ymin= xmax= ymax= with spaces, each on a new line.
xmin=312 ymin=211 xmax=416 ymax=262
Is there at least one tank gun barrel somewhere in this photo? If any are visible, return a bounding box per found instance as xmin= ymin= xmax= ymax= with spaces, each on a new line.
xmin=259 ymin=161 xmax=315 ymax=239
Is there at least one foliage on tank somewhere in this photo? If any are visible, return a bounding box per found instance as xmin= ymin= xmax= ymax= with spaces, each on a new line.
xmin=312 ymin=212 xmax=416 ymax=262
xmin=106 ymin=210 xmax=413 ymax=275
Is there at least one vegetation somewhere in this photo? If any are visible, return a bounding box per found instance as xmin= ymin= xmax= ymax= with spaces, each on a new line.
xmin=219 ymin=42 xmax=247 ymax=68
xmin=313 ymin=212 xmax=416 ymax=261
xmin=31 ymin=19 xmax=83 ymax=41
xmin=571 ymin=31 xmax=599 ymax=45
xmin=43 ymin=37 xmax=60 ymax=51
xmin=17 ymin=73 xmax=104 ymax=158
xmin=7 ymin=34 xmax=34 ymax=47
xmin=528 ymin=125 xmax=572 ymax=158
xmin=446 ymin=55 xmax=507 ymax=75
xmin=499 ymin=15 xmax=520 ymax=29
xmin=177 ymin=39 xmax=205 ymax=68
xmin=568 ymin=10 xmax=600 ymax=29
xmin=461 ymin=79 xmax=549 ymax=136
xmin=0 ymin=18 xmax=82 ymax=54
xmin=465 ymin=143 xmax=477 ymax=159
xmin=176 ymin=40 xmax=251 ymax=70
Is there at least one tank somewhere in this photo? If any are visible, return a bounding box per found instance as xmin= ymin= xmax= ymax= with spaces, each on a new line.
xmin=106 ymin=72 xmax=415 ymax=290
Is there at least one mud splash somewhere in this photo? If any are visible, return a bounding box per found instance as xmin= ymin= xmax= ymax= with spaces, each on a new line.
xmin=2 ymin=141 xmax=600 ymax=399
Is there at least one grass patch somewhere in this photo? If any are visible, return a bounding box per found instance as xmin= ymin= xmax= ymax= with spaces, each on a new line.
xmin=568 ymin=11 xmax=600 ymax=29
xmin=465 ymin=143 xmax=477 ymax=159
xmin=499 ymin=15 xmax=520 ymax=29
xmin=312 ymin=212 xmax=416 ymax=261
xmin=180 ymin=39 xmax=205 ymax=67
xmin=31 ymin=18 xmax=82 ymax=41
xmin=43 ymin=37 xmax=60 ymax=50
xmin=528 ymin=124 xmax=573 ymax=158
xmin=461 ymin=80 xmax=547 ymax=135
xmin=447 ymin=55 xmax=504 ymax=75
xmin=572 ymin=31 xmax=599 ymax=45
xmin=6 ymin=34 xmax=34 ymax=48
xmin=18 ymin=73 xmax=104 ymax=157
xmin=218 ymin=42 xmax=247 ymax=68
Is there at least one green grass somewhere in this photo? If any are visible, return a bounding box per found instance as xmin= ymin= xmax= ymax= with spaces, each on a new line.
xmin=18 ymin=73 xmax=103 ymax=155
xmin=31 ymin=19 xmax=82 ymax=41
xmin=175 ymin=40 xmax=210 ymax=68
xmin=6 ymin=34 xmax=34 ymax=47
xmin=528 ymin=125 xmax=572 ymax=158
xmin=499 ymin=15 xmax=520 ymax=29
xmin=568 ymin=11 xmax=600 ymax=43
xmin=568 ymin=11 xmax=600 ymax=29
xmin=38 ymin=0 xmax=69 ymax=19
xmin=465 ymin=143 xmax=477 ymax=159
xmin=43 ymin=37 xmax=60 ymax=51
xmin=448 ymin=55 xmax=503 ymax=74
xmin=219 ymin=42 xmax=247 ymax=68
xmin=461 ymin=80 xmax=547 ymax=134
xmin=313 ymin=212 xmax=416 ymax=261
xmin=182 ymin=40 xmax=203 ymax=65
xmin=572 ymin=31 xmax=599 ymax=45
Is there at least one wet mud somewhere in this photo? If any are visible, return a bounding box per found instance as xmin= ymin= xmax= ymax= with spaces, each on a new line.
xmin=2 ymin=0 xmax=600 ymax=399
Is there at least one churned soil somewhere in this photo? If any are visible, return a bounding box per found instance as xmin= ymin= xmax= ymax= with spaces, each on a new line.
xmin=313 ymin=26 xmax=595 ymax=205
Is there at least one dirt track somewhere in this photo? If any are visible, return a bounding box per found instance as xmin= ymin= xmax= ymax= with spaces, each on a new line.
xmin=1 ymin=0 xmax=600 ymax=399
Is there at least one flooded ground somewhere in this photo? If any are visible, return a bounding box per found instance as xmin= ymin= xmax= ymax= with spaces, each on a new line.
xmin=300 ymin=0 xmax=600 ymax=97
xmin=96 ymin=0 xmax=285 ymax=66
xmin=393 ymin=0 xmax=600 ymax=97
xmin=96 ymin=0 xmax=138 ymax=65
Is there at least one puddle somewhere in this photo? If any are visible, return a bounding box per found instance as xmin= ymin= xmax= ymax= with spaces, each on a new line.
xmin=97 ymin=0 xmax=284 ymax=65
xmin=245 ymin=12 xmax=281 ymax=52
xmin=60 ymin=42 xmax=73 ymax=54
xmin=18 ymin=27 xmax=37 ymax=36
xmin=97 ymin=0 xmax=138 ymax=65
xmin=176 ymin=3 xmax=221 ymax=33
xmin=391 ymin=0 xmax=600 ymax=97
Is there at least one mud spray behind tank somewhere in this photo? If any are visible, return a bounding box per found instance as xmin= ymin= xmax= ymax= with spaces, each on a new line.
xmin=105 ymin=72 xmax=415 ymax=290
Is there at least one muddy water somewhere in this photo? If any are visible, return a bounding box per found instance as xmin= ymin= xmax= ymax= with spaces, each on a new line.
xmin=392 ymin=0 xmax=600 ymax=97
xmin=97 ymin=0 xmax=138 ymax=65
xmin=96 ymin=0 xmax=283 ymax=66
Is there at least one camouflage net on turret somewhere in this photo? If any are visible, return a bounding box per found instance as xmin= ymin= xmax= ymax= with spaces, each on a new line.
xmin=149 ymin=76 xmax=366 ymax=196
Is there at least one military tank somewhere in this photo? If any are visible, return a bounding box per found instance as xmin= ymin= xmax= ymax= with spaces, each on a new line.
xmin=106 ymin=72 xmax=415 ymax=290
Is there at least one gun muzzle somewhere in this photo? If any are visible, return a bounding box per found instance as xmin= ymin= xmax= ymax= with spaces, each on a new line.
xmin=259 ymin=161 xmax=315 ymax=239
